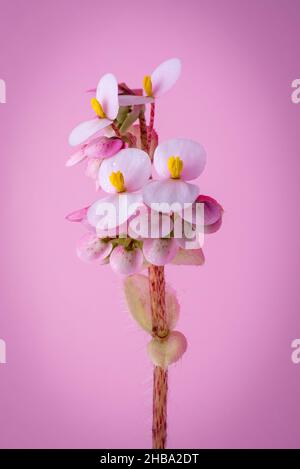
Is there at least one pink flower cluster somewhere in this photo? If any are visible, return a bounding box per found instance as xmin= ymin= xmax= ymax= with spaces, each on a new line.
xmin=66 ymin=59 xmax=223 ymax=275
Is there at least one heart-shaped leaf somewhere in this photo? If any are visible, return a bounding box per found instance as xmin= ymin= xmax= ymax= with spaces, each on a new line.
xmin=147 ymin=330 xmax=187 ymax=369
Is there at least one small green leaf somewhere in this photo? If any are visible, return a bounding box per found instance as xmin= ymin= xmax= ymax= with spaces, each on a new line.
xmin=119 ymin=106 xmax=142 ymax=134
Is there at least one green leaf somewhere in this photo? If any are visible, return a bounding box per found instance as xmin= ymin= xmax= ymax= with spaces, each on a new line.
xmin=119 ymin=106 xmax=142 ymax=134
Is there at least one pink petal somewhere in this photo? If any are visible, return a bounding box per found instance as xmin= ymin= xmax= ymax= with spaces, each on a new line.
xmin=143 ymin=179 xmax=199 ymax=213
xmin=96 ymin=73 xmax=119 ymax=121
xmin=118 ymin=94 xmax=154 ymax=106
xmin=69 ymin=118 xmax=112 ymax=146
xmin=66 ymin=206 xmax=89 ymax=222
xmin=65 ymin=148 xmax=86 ymax=167
xmin=87 ymin=192 xmax=143 ymax=230
xmin=76 ymin=233 xmax=112 ymax=262
xmin=85 ymin=158 xmax=101 ymax=179
xmin=151 ymin=58 xmax=181 ymax=97
xmin=154 ymin=138 xmax=206 ymax=181
xmin=99 ymin=148 xmax=151 ymax=193
xmin=85 ymin=136 xmax=123 ymax=159
xmin=142 ymin=238 xmax=178 ymax=266
xmin=205 ymin=216 xmax=223 ymax=234
xmin=109 ymin=246 xmax=143 ymax=275
xmin=147 ymin=331 xmax=187 ymax=369
xmin=180 ymin=194 xmax=223 ymax=228
xmin=197 ymin=195 xmax=223 ymax=226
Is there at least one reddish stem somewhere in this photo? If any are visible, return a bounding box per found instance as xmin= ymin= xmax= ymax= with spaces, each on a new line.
xmin=139 ymin=110 xmax=149 ymax=153
xmin=111 ymin=122 xmax=122 ymax=138
xmin=149 ymin=265 xmax=168 ymax=449
xmin=147 ymin=103 xmax=155 ymax=148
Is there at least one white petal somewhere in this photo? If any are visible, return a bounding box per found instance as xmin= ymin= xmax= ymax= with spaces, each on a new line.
xmin=151 ymin=58 xmax=181 ymax=97
xmin=128 ymin=207 xmax=173 ymax=239
xmin=87 ymin=192 xmax=143 ymax=230
xmin=68 ymin=118 xmax=111 ymax=146
xmin=153 ymin=138 xmax=206 ymax=180
xmin=118 ymin=94 xmax=154 ymax=106
xmin=143 ymin=179 xmax=199 ymax=213
xmin=96 ymin=73 xmax=119 ymax=120
xmin=99 ymin=148 xmax=151 ymax=193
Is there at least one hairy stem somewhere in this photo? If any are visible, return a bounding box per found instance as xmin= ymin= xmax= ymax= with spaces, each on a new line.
xmin=111 ymin=122 xmax=122 ymax=138
xmin=139 ymin=110 xmax=149 ymax=153
xmin=147 ymin=103 xmax=155 ymax=148
xmin=138 ymin=108 xmax=167 ymax=448
xmin=149 ymin=265 xmax=168 ymax=449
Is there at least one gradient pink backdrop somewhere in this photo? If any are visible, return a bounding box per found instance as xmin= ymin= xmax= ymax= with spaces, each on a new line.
xmin=0 ymin=0 xmax=299 ymax=449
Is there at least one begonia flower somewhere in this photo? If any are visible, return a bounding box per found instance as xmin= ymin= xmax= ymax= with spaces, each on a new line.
xmin=118 ymin=58 xmax=181 ymax=106
xmin=143 ymin=138 xmax=206 ymax=213
xmin=69 ymin=74 xmax=119 ymax=146
xmin=87 ymin=148 xmax=151 ymax=231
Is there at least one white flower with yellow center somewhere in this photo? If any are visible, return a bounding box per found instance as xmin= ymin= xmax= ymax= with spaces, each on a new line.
xmin=143 ymin=138 xmax=206 ymax=213
xmin=87 ymin=148 xmax=151 ymax=231
xmin=69 ymin=73 xmax=119 ymax=146
xmin=118 ymin=58 xmax=182 ymax=106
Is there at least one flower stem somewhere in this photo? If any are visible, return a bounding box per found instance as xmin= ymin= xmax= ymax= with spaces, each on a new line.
xmin=111 ymin=122 xmax=122 ymax=138
xmin=147 ymin=103 xmax=155 ymax=148
xmin=148 ymin=265 xmax=168 ymax=449
xmin=139 ymin=108 xmax=167 ymax=448
xmin=139 ymin=110 xmax=149 ymax=153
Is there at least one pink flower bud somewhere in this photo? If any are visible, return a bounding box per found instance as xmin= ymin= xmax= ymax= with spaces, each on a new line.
xmin=84 ymin=136 xmax=123 ymax=159
xmin=76 ymin=233 xmax=112 ymax=262
xmin=109 ymin=245 xmax=143 ymax=275
xmin=142 ymin=238 xmax=178 ymax=266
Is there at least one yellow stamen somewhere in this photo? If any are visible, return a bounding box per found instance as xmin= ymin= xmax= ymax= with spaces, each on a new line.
xmin=109 ymin=171 xmax=125 ymax=192
xmin=143 ymin=75 xmax=153 ymax=97
xmin=167 ymin=156 xmax=183 ymax=179
xmin=90 ymin=98 xmax=106 ymax=118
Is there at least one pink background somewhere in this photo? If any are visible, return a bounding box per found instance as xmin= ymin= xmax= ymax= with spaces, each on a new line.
xmin=0 ymin=0 xmax=299 ymax=449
